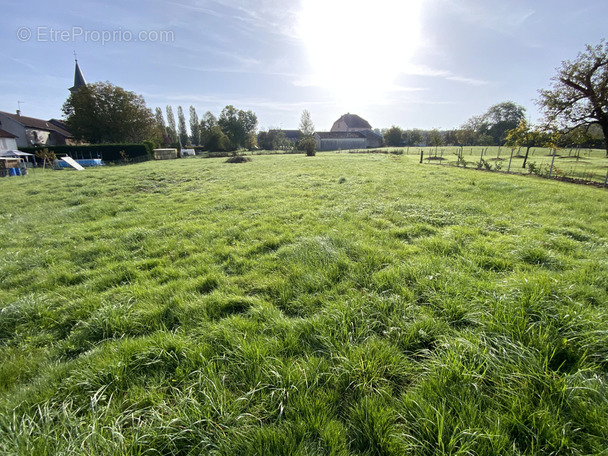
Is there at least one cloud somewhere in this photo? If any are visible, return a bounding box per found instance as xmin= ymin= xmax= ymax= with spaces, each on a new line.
xmin=443 ymin=1 xmax=535 ymax=32
xmin=10 ymin=57 xmax=38 ymax=71
xmin=143 ymin=90 xmax=337 ymax=117
xmin=400 ymin=64 xmax=490 ymax=86
xmin=445 ymin=76 xmax=489 ymax=86
xmin=207 ymin=0 xmax=301 ymax=40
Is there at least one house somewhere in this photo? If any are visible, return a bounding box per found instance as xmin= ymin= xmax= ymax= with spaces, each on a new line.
xmin=315 ymin=114 xmax=383 ymax=150
xmin=0 ymin=111 xmax=74 ymax=148
xmin=0 ymin=128 xmax=18 ymax=151
xmin=268 ymin=129 xmax=301 ymax=145
xmin=0 ymin=58 xmax=85 ymax=149
xmin=259 ymin=129 xmax=300 ymax=150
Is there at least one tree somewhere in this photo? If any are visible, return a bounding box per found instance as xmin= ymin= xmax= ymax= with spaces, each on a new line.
xmin=402 ymin=129 xmax=422 ymax=146
xmin=62 ymin=81 xmax=157 ymax=143
xmin=455 ymin=128 xmax=477 ymax=146
xmin=537 ymin=40 xmax=608 ymax=156
xmin=177 ymin=106 xmax=188 ymax=147
xmin=384 ymin=126 xmax=403 ymax=147
xmin=298 ymin=110 xmax=316 ymax=156
xmin=189 ymin=106 xmax=200 ymax=146
xmin=461 ymin=102 xmax=526 ymax=145
xmin=245 ymin=132 xmax=257 ymax=150
xmin=257 ymin=131 xmax=270 ymax=150
xmin=257 ymin=130 xmax=296 ymax=151
xmin=505 ymin=119 xmax=550 ymax=168
xmin=199 ymin=111 xmax=218 ymax=149
xmin=559 ymin=125 xmax=605 ymax=150
xmin=484 ymin=102 xmax=527 ymax=145
xmin=154 ymin=107 xmax=165 ymax=131
xmin=428 ymin=129 xmax=443 ymax=149
xmin=299 ymin=110 xmax=315 ymax=137
xmin=154 ymin=107 xmax=171 ymax=146
xmin=165 ymin=106 xmax=177 ymax=145
xmin=218 ymin=105 xmax=258 ymax=151
xmin=444 ymin=130 xmax=458 ymax=146
xmin=273 ymin=132 xmax=294 ymax=150
xmin=35 ymin=148 xmax=56 ymax=169
xmin=205 ymin=125 xmax=230 ymax=151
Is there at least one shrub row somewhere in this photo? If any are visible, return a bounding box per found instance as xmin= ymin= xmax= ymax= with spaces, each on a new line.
xmin=19 ymin=144 xmax=152 ymax=163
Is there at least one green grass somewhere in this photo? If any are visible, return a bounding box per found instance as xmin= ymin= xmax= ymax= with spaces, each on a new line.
xmin=1 ymin=153 xmax=607 ymax=455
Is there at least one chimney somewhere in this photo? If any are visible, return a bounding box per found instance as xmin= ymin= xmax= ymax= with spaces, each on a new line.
xmin=16 ymin=110 xmax=21 ymax=116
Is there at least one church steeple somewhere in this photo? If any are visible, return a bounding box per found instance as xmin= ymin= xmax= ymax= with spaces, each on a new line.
xmin=69 ymin=54 xmax=87 ymax=93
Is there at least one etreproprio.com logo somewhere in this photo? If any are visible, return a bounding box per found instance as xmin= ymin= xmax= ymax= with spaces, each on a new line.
xmin=17 ymin=26 xmax=174 ymax=45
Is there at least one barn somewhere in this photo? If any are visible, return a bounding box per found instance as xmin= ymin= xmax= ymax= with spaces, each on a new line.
xmin=314 ymin=114 xmax=382 ymax=150
xmin=314 ymin=131 xmax=367 ymax=151
xmin=330 ymin=113 xmax=372 ymax=132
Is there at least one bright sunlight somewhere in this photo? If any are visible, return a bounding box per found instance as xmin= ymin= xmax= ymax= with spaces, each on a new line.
xmin=298 ymin=0 xmax=423 ymax=108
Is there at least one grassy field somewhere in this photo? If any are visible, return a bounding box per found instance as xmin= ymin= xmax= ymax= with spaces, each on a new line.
xmin=1 ymin=153 xmax=607 ymax=455
xmin=384 ymin=146 xmax=608 ymax=185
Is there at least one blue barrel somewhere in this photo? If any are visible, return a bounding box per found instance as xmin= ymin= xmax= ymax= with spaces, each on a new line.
xmin=8 ymin=168 xmax=16 ymax=176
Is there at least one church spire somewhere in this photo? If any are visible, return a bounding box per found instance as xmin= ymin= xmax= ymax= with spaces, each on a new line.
xmin=69 ymin=53 xmax=87 ymax=93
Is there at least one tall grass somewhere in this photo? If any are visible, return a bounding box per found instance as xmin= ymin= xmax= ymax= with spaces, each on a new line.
xmin=0 ymin=154 xmax=607 ymax=454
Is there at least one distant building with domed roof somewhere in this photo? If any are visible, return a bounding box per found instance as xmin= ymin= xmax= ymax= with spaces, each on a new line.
xmin=330 ymin=113 xmax=372 ymax=132
xmin=314 ymin=113 xmax=382 ymax=150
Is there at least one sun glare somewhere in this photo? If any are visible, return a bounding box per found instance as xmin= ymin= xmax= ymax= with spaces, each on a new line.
xmin=298 ymin=0 xmax=422 ymax=108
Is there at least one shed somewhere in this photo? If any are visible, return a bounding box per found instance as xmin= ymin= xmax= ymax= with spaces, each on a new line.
xmin=153 ymin=148 xmax=178 ymax=160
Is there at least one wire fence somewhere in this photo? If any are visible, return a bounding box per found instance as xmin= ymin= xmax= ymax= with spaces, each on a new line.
xmin=415 ymin=146 xmax=608 ymax=188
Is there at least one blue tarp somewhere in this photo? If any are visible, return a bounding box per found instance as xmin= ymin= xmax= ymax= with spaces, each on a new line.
xmin=55 ymin=159 xmax=104 ymax=168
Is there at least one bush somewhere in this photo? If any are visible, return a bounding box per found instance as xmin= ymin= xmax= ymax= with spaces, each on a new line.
xmin=225 ymin=156 xmax=252 ymax=164
xmin=299 ymin=136 xmax=317 ymax=157
xmin=20 ymin=144 xmax=150 ymax=163
xmin=142 ymin=140 xmax=156 ymax=157
xmin=527 ymin=161 xmax=540 ymax=175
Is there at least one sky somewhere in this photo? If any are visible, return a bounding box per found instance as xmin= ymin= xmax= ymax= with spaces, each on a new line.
xmin=1 ymin=0 xmax=607 ymax=132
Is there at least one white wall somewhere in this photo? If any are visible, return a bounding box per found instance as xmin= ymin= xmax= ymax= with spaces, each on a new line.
xmin=0 ymin=137 xmax=18 ymax=151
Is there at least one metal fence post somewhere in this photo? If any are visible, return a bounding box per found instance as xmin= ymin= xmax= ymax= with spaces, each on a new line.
xmin=548 ymin=148 xmax=557 ymax=178
xmin=507 ymin=148 xmax=514 ymax=173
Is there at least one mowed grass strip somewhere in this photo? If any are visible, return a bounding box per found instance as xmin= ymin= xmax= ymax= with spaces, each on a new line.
xmin=0 ymin=153 xmax=607 ymax=455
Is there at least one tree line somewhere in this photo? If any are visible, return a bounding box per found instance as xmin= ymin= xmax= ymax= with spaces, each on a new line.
xmin=383 ymin=101 xmax=605 ymax=152
xmin=61 ymin=84 xmax=259 ymax=152
xmin=154 ymin=105 xmax=258 ymax=151
xmin=62 ymin=40 xmax=608 ymax=157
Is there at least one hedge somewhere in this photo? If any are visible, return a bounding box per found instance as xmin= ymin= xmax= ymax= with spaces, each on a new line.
xmin=19 ymin=144 xmax=151 ymax=162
